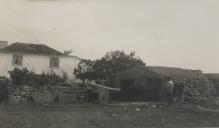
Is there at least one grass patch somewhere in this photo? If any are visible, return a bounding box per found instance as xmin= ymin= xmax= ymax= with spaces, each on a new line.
xmin=0 ymin=104 xmax=218 ymax=128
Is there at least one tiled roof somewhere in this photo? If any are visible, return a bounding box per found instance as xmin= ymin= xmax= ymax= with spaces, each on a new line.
xmin=0 ymin=42 xmax=64 ymax=55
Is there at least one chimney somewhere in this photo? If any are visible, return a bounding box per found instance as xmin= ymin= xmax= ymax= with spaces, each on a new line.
xmin=0 ymin=41 xmax=8 ymax=49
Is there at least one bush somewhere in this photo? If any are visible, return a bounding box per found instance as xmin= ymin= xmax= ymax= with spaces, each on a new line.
xmin=9 ymin=68 xmax=66 ymax=88
xmin=0 ymin=79 xmax=11 ymax=102
xmin=9 ymin=68 xmax=32 ymax=86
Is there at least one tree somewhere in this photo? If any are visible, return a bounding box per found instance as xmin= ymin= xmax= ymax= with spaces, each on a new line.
xmin=74 ymin=50 xmax=146 ymax=86
xmin=74 ymin=59 xmax=95 ymax=83
xmin=92 ymin=50 xmax=145 ymax=80
xmin=100 ymin=50 xmax=145 ymax=73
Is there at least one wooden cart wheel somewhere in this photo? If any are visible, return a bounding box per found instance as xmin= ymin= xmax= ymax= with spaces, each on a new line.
xmin=98 ymin=90 xmax=110 ymax=104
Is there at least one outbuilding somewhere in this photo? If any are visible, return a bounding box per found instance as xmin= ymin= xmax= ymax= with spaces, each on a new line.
xmin=112 ymin=65 xmax=206 ymax=101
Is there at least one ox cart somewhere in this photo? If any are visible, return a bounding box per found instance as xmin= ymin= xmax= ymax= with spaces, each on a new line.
xmin=86 ymin=83 xmax=121 ymax=104
xmin=55 ymin=83 xmax=121 ymax=104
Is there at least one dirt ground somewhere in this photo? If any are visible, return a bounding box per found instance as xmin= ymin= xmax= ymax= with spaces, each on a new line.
xmin=0 ymin=103 xmax=218 ymax=128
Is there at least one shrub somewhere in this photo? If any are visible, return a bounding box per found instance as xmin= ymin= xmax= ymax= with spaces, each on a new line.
xmin=9 ymin=68 xmax=32 ymax=86
xmin=0 ymin=78 xmax=11 ymax=102
xmin=9 ymin=68 xmax=66 ymax=88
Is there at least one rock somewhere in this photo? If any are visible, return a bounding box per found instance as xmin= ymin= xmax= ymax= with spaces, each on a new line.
xmin=162 ymin=118 xmax=166 ymax=124
xmin=151 ymin=105 xmax=157 ymax=108
xmin=136 ymin=108 xmax=140 ymax=111
xmin=8 ymin=94 xmax=18 ymax=104
xmin=112 ymin=113 xmax=118 ymax=116
xmin=158 ymin=105 xmax=163 ymax=108
xmin=195 ymin=106 xmax=205 ymax=110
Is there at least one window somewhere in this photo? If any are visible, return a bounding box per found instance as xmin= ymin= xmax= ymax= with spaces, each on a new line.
xmin=12 ymin=54 xmax=23 ymax=66
xmin=50 ymin=57 xmax=59 ymax=68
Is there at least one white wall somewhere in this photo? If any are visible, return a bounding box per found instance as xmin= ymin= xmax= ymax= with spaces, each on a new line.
xmin=59 ymin=56 xmax=80 ymax=80
xmin=0 ymin=53 xmax=13 ymax=77
xmin=0 ymin=53 xmax=81 ymax=82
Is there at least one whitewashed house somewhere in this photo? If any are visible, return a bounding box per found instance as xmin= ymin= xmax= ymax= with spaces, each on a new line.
xmin=0 ymin=41 xmax=81 ymax=82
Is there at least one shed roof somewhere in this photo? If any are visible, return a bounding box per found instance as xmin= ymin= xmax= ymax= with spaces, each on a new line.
xmin=114 ymin=65 xmax=162 ymax=80
xmin=115 ymin=65 xmax=204 ymax=80
xmin=147 ymin=66 xmax=204 ymax=79
xmin=204 ymin=73 xmax=219 ymax=81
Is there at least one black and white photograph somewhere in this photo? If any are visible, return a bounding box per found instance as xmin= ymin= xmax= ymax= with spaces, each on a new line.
xmin=0 ymin=0 xmax=218 ymax=128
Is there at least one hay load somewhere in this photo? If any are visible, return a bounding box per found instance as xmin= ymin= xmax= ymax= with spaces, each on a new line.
xmin=204 ymin=73 xmax=219 ymax=96
xmin=148 ymin=66 xmax=217 ymax=105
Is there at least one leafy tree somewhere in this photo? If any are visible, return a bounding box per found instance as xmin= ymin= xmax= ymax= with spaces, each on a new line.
xmin=74 ymin=59 xmax=96 ymax=83
xmin=74 ymin=50 xmax=146 ymax=85
xmin=94 ymin=50 xmax=145 ymax=78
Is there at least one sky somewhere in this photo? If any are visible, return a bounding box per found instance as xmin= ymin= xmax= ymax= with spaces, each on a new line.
xmin=0 ymin=0 xmax=218 ymax=73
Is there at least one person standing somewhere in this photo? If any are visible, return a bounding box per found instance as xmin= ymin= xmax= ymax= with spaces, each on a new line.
xmin=176 ymin=79 xmax=186 ymax=105
xmin=166 ymin=80 xmax=174 ymax=105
